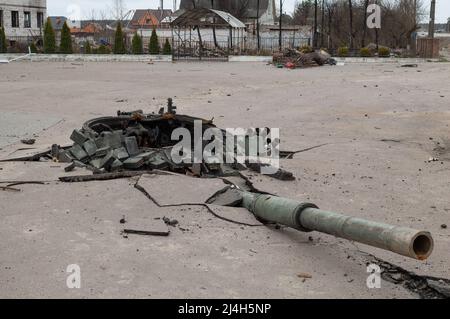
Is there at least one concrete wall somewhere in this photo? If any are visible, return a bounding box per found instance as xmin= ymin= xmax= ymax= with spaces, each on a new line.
xmin=0 ymin=53 xmax=172 ymax=62
xmin=229 ymin=55 xmax=272 ymax=62
xmin=0 ymin=0 xmax=47 ymax=38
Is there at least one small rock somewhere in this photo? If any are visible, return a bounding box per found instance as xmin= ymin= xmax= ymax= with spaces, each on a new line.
xmin=21 ymin=139 xmax=36 ymax=145
xmin=441 ymin=224 xmax=447 ymax=229
xmin=163 ymin=217 xmax=179 ymax=227
xmin=297 ymin=272 xmax=312 ymax=279
xmin=120 ymin=216 xmax=127 ymax=224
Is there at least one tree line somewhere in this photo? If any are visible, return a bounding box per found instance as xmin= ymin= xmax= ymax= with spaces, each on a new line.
xmin=291 ymin=0 xmax=426 ymax=50
xmin=0 ymin=17 xmax=172 ymax=55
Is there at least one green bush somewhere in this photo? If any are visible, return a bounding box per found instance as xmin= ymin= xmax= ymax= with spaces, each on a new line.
xmin=338 ymin=46 xmax=349 ymax=57
xmin=29 ymin=42 xmax=38 ymax=53
xmin=113 ymin=23 xmax=126 ymax=54
xmin=132 ymin=33 xmax=143 ymax=54
xmin=43 ymin=17 xmax=56 ymax=53
xmin=299 ymin=45 xmax=313 ymax=53
xmin=59 ymin=21 xmax=73 ymax=54
xmin=360 ymin=47 xmax=372 ymax=57
xmin=0 ymin=27 xmax=7 ymax=53
xmin=163 ymin=38 xmax=172 ymax=55
xmin=97 ymin=45 xmax=111 ymax=55
xmin=378 ymin=47 xmax=390 ymax=57
xmin=149 ymin=29 xmax=160 ymax=54
xmin=84 ymin=41 xmax=91 ymax=54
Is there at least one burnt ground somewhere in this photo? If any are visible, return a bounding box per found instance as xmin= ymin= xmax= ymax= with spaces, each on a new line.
xmin=0 ymin=61 xmax=449 ymax=298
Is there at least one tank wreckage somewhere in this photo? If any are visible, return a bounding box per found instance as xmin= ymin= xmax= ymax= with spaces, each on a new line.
xmin=3 ymin=99 xmax=434 ymax=261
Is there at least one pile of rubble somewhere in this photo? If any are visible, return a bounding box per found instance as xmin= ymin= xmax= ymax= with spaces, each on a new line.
xmin=47 ymin=99 xmax=294 ymax=180
xmin=273 ymin=48 xmax=336 ymax=69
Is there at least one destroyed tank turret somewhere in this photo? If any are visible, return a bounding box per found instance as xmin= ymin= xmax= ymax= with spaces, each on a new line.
xmin=3 ymin=98 xmax=434 ymax=261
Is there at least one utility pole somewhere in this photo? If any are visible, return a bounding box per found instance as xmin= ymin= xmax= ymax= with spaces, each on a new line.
xmin=412 ymin=0 xmax=417 ymax=56
xmin=257 ymin=0 xmax=260 ymax=51
xmin=428 ymin=0 xmax=436 ymax=38
xmin=313 ymin=0 xmax=318 ymax=48
xmin=320 ymin=0 xmax=325 ymax=48
xmin=279 ymin=0 xmax=282 ymax=51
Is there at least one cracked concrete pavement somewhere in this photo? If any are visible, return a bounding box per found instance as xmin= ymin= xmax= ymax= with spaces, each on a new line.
xmin=0 ymin=61 xmax=449 ymax=298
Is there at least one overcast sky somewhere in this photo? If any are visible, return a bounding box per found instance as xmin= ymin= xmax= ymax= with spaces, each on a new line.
xmin=48 ymin=0 xmax=449 ymax=22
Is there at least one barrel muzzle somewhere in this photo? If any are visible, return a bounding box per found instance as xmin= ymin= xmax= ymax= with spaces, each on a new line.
xmin=241 ymin=192 xmax=434 ymax=260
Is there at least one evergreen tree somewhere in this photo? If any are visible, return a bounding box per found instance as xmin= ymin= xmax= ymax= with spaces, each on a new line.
xmin=43 ymin=17 xmax=56 ymax=53
xmin=163 ymin=38 xmax=172 ymax=55
xmin=131 ymin=33 xmax=143 ymax=54
xmin=85 ymin=41 xmax=91 ymax=54
xmin=149 ymin=29 xmax=160 ymax=54
xmin=113 ymin=23 xmax=126 ymax=54
xmin=59 ymin=21 xmax=73 ymax=54
xmin=0 ymin=27 xmax=7 ymax=53
xmin=29 ymin=42 xmax=38 ymax=53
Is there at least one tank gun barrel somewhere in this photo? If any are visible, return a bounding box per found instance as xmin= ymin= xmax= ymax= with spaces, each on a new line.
xmin=241 ymin=192 xmax=433 ymax=260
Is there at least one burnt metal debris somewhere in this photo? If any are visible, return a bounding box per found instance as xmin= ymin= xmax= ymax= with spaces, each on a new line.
xmin=41 ymin=98 xmax=292 ymax=181
xmin=273 ymin=48 xmax=337 ymax=69
xmin=2 ymin=98 xmax=435 ymax=261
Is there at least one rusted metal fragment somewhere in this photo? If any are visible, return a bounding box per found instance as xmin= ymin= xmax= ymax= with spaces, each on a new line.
xmin=123 ymin=218 xmax=170 ymax=237
xmin=59 ymin=171 xmax=153 ymax=183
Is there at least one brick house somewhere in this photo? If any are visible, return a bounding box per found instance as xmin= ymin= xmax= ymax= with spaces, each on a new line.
xmin=0 ymin=0 xmax=46 ymax=42
xmin=130 ymin=9 xmax=173 ymax=30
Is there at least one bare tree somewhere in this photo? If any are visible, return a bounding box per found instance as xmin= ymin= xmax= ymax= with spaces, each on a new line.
xmin=211 ymin=0 xmax=218 ymax=47
xmin=348 ymin=0 xmax=353 ymax=49
xmin=110 ymin=0 xmax=126 ymax=21
xmin=256 ymin=0 xmax=261 ymax=50
xmin=320 ymin=0 xmax=325 ymax=47
xmin=292 ymin=0 xmax=313 ymax=25
xmin=361 ymin=0 xmax=369 ymax=48
xmin=313 ymin=0 xmax=318 ymax=47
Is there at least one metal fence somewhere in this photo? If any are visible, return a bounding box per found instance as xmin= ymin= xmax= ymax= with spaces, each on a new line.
xmin=246 ymin=37 xmax=311 ymax=53
xmin=172 ymin=39 xmax=229 ymax=61
xmin=172 ymin=36 xmax=312 ymax=60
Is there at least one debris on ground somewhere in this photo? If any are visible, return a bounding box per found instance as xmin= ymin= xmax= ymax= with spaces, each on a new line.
xmin=401 ymin=64 xmax=418 ymax=68
xmin=0 ymin=186 xmax=21 ymax=192
xmin=122 ymin=218 xmax=170 ymax=237
xmin=122 ymin=229 xmax=170 ymax=237
xmin=8 ymin=98 xmax=292 ymax=182
xmin=20 ymin=139 xmax=36 ymax=145
xmin=163 ymin=217 xmax=179 ymax=227
xmin=273 ymin=49 xmax=336 ymax=69
xmin=297 ymin=272 xmax=313 ymax=279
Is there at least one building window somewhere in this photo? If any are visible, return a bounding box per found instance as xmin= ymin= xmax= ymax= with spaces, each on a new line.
xmin=37 ymin=12 xmax=44 ymax=28
xmin=0 ymin=10 xmax=4 ymax=28
xmin=24 ymin=11 xmax=31 ymax=28
xmin=11 ymin=11 xmax=19 ymax=28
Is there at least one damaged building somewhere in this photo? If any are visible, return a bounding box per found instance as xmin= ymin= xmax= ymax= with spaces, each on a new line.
xmin=179 ymin=0 xmax=276 ymax=25
xmin=0 ymin=0 xmax=46 ymax=45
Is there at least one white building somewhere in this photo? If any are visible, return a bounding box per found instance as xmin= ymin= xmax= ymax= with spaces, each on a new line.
xmin=0 ymin=0 xmax=47 ymax=39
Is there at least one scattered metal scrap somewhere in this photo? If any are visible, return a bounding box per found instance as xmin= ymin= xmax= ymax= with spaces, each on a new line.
xmin=0 ymin=181 xmax=45 ymax=192
xmin=59 ymin=171 xmax=159 ymax=183
xmin=0 ymin=186 xmax=21 ymax=192
xmin=401 ymin=64 xmax=418 ymax=68
xmin=20 ymin=139 xmax=36 ymax=145
xmin=123 ymin=229 xmax=170 ymax=237
xmin=1 ymin=99 xmax=437 ymax=263
xmin=8 ymin=98 xmax=289 ymax=182
xmin=273 ymin=49 xmax=336 ymax=69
